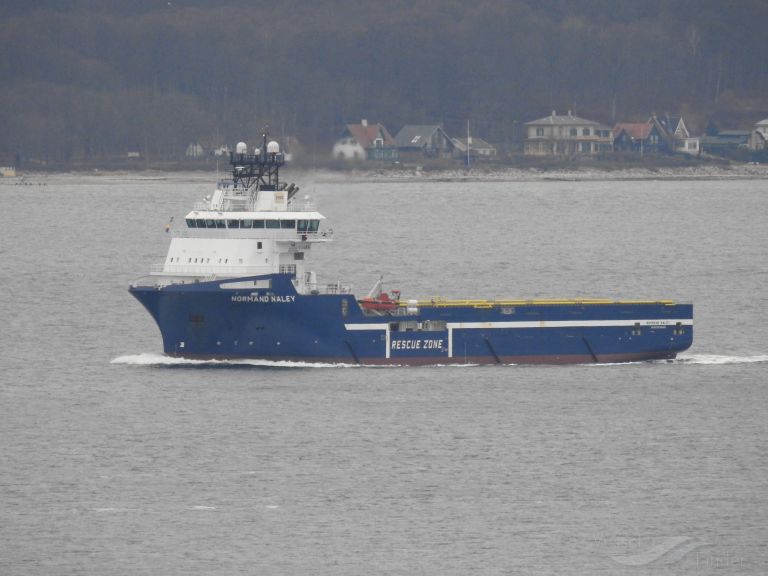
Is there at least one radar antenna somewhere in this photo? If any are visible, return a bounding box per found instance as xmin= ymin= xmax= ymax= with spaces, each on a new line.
xmin=229 ymin=129 xmax=285 ymax=190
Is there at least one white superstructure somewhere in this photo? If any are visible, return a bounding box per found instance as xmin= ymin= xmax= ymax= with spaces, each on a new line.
xmin=146 ymin=137 xmax=341 ymax=294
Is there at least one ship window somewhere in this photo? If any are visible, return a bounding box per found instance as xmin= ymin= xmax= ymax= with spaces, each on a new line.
xmin=186 ymin=219 xmax=196 ymax=228
xmin=215 ymin=220 xmax=226 ymax=228
xmin=227 ymin=219 xmax=240 ymax=228
xmin=252 ymin=220 xmax=265 ymax=228
xmin=266 ymin=220 xmax=280 ymax=229
xmin=205 ymin=219 xmax=216 ymax=228
xmin=341 ymin=299 xmax=349 ymax=317
xmin=309 ymin=220 xmax=320 ymax=232
xmin=240 ymin=219 xmax=253 ymax=228
xmin=196 ymin=219 xmax=205 ymax=227
xmin=257 ymin=242 xmax=263 ymax=249
xmin=297 ymin=220 xmax=309 ymax=232
xmin=281 ymin=220 xmax=296 ymax=229
xmin=294 ymin=252 xmax=304 ymax=260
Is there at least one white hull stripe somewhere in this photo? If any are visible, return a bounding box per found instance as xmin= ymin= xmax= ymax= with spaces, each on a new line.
xmin=344 ymin=323 xmax=388 ymax=331
xmin=345 ymin=319 xmax=692 ymax=331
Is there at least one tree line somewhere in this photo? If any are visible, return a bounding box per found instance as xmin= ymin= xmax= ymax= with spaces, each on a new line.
xmin=1 ymin=0 xmax=767 ymax=164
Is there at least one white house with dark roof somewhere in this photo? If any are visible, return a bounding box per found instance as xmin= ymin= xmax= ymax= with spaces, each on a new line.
xmin=754 ymin=117 xmax=768 ymax=137
xmin=452 ymin=137 xmax=497 ymax=161
xmin=524 ymin=111 xmax=613 ymax=156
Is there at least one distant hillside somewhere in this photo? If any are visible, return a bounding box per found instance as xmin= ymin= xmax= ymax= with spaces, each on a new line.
xmin=1 ymin=0 xmax=767 ymax=164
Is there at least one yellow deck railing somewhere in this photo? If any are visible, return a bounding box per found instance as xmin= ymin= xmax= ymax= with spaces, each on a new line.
xmin=398 ymin=298 xmax=677 ymax=308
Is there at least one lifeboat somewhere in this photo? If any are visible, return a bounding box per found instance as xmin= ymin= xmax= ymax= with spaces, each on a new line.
xmin=359 ymin=290 xmax=400 ymax=312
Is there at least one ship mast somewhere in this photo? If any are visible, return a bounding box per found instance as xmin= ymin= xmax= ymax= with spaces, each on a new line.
xmin=230 ymin=130 xmax=284 ymax=190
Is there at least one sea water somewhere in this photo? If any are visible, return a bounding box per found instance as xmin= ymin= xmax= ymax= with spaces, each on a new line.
xmin=1 ymin=172 xmax=767 ymax=575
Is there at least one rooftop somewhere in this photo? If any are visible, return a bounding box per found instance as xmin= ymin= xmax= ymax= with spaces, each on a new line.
xmin=526 ymin=110 xmax=605 ymax=127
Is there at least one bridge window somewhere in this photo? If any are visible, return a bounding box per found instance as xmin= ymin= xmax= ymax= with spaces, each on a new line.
xmin=186 ymin=219 xmax=197 ymax=228
xmin=240 ymin=219 xmax=252 ymax=228
xmin=281 ymin=220 xmax=296 ymax=229
xmin=266 ymin=220 xmax=280 ymax=229
xmin=252 ymin=220 xmax=265 ymax=228
xmin=298 ymin=219 xmax=320 ymax=232
xmin=195 ymin=219 xmax=205 ymax=227
xmin=227 ymin=219 xmax=240 ymax=228
xmin=205 ymin=219 xmax=215 ymax=228
xmin=215 ymin=220 xmax=226 ymax=228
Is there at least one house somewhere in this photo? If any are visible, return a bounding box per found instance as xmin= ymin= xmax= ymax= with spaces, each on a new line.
xmin=211 ymin=145 xmax=231 ymax=157
xmin=395 ymin=125 xmax=456 ymax=159
xmin=701 ymin=130 xmax=751 ymax=155
xmin=750 ymin=117 xmax=768 ymax=150
xmin=749 ymin=130 xmax=767 ymax=151
xmin=613 ymin=121 xmax=663 ymax=153
xmin=755 ymin=117 xmax=768 ymax=138
xmin=451 ymin=137 xmax=497 ymax=162
xmin=185 ymin=142 xmax=205 ymax=158
xmin=524 ymin=111 xmax=613 ymax=156
xmin=652 ymin=114 xmax=700 ymax=155
xmin=332 ymin=119 xmax=398 ymax=161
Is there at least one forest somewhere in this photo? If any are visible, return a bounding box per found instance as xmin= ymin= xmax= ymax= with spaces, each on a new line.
xmin=1 ymin=0 xmax=767 ymax=165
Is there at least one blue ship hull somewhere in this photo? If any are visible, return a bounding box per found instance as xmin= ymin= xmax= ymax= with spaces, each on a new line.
xmin=130 ymin=274 xmax=693 ymax=365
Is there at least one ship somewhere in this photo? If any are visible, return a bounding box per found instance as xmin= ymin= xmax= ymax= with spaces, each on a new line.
xmin=129 ymin=134 xmax=693 ymax=365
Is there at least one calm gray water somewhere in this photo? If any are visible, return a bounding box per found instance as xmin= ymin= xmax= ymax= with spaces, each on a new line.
xmin=1 ymin=172 xmax=767 ymax=575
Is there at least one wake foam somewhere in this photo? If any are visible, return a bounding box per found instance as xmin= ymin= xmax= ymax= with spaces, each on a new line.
xmin=111 ymin=352 xmax=768 ymax=369
xmin=674 ymin=353 xmax=768 ymax=365
xmin=110 ymin=352 xmax=356 ymax=369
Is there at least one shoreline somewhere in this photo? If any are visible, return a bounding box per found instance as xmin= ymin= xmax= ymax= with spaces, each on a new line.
xmin=316 ymin=163 xmax=768 ymax=183
xmin=4 ymin=163 xmax=768 ymax=184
